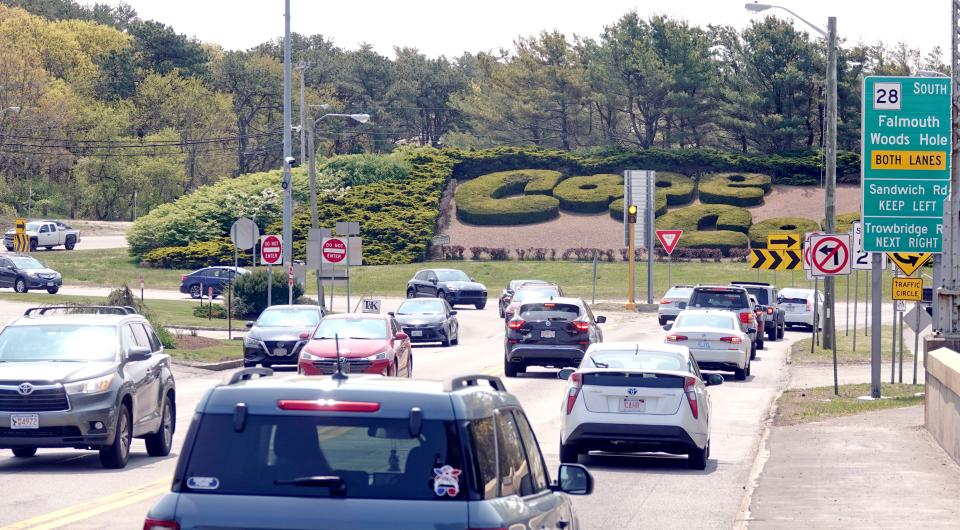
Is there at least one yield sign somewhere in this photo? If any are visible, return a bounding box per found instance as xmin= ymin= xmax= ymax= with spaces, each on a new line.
xmin=810 ymin=233 xmax=851 ymax=276
xmin=656 ymin=229 xmax=683 ymax=255
xmin=886 ymin=252 xmax=932 ymax=277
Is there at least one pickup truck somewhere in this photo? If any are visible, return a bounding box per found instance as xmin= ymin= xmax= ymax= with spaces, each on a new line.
xmin=4 ymin=220 xmax=81 ymax=252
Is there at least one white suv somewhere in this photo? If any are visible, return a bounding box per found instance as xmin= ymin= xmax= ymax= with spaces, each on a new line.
xmin=557 ymin=343 xmax=722 ymax=470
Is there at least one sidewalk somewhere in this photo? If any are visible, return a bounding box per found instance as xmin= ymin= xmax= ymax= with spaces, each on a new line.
xmin=747 ymin=406 xmax=960 ymax=529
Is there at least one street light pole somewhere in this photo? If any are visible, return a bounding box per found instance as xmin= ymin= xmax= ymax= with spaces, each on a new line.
xmin=823 ymin=16 xmax=838 ymax=349
xmin=282 ymin=0 xmax=294 ymax=304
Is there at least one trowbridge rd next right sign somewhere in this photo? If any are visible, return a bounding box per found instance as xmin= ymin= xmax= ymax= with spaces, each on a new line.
xmin=862 ymin=76 xmax=951 ymax=253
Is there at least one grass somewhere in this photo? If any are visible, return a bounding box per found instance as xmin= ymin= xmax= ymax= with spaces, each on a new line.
xmin=790 ymin=325 xmax=903 ymax=364
xmin=29 ymin=248 xmax=192 ymax=290
xmin=169 ymin=338 xmax=241 ymax=363
xmin=776 ymin=383 xmax=924 ymax=425
xmin=0 ymin=292 xmax=237 ymax=330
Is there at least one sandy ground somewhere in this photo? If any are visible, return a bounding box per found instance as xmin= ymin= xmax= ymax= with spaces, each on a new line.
xmin=440 ymin=184 xmax=862 ymax=251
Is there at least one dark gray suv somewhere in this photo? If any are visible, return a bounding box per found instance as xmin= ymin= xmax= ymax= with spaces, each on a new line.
xmin=144 ymin=370 xmax=592 ymax=530
xmin=0 ymin=306 xmax=176 ymax=468
xmin=406 ymin=268 xmax=488 ymax=309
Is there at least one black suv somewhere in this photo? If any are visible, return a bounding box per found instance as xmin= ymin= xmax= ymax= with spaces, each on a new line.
xmin=687 ymin=285 xmax=761 ymax=355
xmin=144 ymin=370 xmax=592 ymax=530
xmin=0 ymin=255 xmax=62 ymax=294
xmin=406 ymin=268 xmax=487 ymax=309
xmin=731 ymin=281 xmax=785 ymax=341
xmin=504 ymin=297 xmax=605 ymax=377
xmin=0 ymin=306 xmax=176 ymax=468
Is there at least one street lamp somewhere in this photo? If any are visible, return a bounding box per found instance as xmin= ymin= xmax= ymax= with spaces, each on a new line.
xmin=746 ymin=2 xmax=839 ymax=352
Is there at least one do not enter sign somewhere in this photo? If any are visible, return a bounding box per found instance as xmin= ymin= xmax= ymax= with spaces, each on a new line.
xmin=322 ymin=238 xmax=347 ymax=264
xmin=260 ymin=235 xmax=282 ymax=265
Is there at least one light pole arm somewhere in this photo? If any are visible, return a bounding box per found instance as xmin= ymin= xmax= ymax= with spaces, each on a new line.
xmin=769 ymin=5 xmax=827 ymax=37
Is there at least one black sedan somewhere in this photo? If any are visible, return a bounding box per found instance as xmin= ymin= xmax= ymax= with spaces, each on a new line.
xmin=405 ymin=268 xmax=487 ymax=309
xmin=392 ymin=298 xmax=459 ymax=347
xmin=243 ymin=304 xmax=326 ymax=367
xmin=179 ymin=266 xmax=250 ymax=299
xmin=0 ymin=255 xmax=62 ymax=294
xmin=498 ymin=279 xmax=553 ymax=317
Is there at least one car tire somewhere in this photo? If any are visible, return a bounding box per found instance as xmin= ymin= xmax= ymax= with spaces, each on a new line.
xmin=749 ymin=342 xmax=756 ymax=360
xmin=560 ymin=441 xmax=579 ymax=464
xmin=475 ymin=301 xmax=486 ymax=310
xmin=756 ymin=338 xmax=764 ymax=351
xmin=766 ymin=326 xmax=776 ymax=342
xmin=746 ymin=357 xmax=752 ymax=377
xmin=451 ymin=329 xmax=459 ymax=346
xmin=14 ymin=278 xmax=27 ymax=293
xmin=778 ymin=322 xmax=785 ymax=339
xmin=99 ymin=404 xmax=132 ymax=469
xmin=406 ymin=288 xmax=415 ymax=299
xmin=145 ymin=396 xmax=174 ymax=457
xmin=46 ymin=287 xmax=59 ymax=294
xmin=439 ymin=291 xmax=454 ymax=306
xmin=189 ymin=284 xmax=202 ymax=299
xmin=688 ymin=441 xmax=708 ymax=470
xmin=734 ymin=364 xmax=747 ymax=381
xmin=504 ymin=357 xmax=522 ymax=378
xmin=391 ymin=360 xmax=399 ymax=377
xmin=407 ymin=357 xmax=413 ymax=378
xmin=64 ymin=237 xmax=76 ymax=250
xmin=29 ymin=239 xmax=37 ymax=252
xmin=441 ymin=326 xmax=451 ymax=347
xmin=11 ymin=447 xmax=37 ymax=458
xmin=243 ymin=360 xmax=256 ymax=368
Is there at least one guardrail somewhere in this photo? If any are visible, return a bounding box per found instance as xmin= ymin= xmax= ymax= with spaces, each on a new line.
xmin=925 ymin=347 xmax=960 ymax=464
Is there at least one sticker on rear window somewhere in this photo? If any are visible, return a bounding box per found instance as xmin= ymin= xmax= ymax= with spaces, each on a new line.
xmin=433 ymin=465 xmax=461 ymax=497
xmin=187 ymin=476 xmax=220 ymax=490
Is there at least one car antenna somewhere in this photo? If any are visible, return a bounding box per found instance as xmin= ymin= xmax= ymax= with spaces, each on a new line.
xmin=332 ymin=333 xmax=348 ymax=381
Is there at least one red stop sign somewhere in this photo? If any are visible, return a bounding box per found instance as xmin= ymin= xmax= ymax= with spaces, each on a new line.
xmin=322 ymin=238 xmax=347 ymax=263
xmin=260 ymin=235 xmax=283 ymax=265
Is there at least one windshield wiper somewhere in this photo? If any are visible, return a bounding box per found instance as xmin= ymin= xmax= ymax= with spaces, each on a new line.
xmin=274 ymin=475 xmax=346 ymax=495
xmin=591 ymin=359 xmax=609 ymax=368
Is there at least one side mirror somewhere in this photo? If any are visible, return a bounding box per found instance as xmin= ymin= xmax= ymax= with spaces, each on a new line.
xmin=429 ymin=278 xmax=438 ymax=284
xmin=754 ymin=305 xmax=763 ymax=312
xmin=557 ymin=368 xmax=575 ymax=380
xmin=245 ymin=321 xmax=254 ymax=328
xmin=706 ymin=373 xmax=724 ymax=386
xmin=595 ymin=315 xmax=606 ymax=324
xmin=387 ymin=311 xmax=395 ymax=317
xmin=299 ymin=331 xmax=310 ymax=340
xmin=449 ymin=310 xmax=458 ymax=316
xmin=555 ymin=464 xmax=593 ymax=495
xmin=127 ymin=345 xmax=151 ymax=362
xmin=395 ymin=331 xmax=409 ymax=341
xmin=746 ymin=328 xmax=757 ymax=335
xmin=777 ymin=296 xmax=784 ymax=304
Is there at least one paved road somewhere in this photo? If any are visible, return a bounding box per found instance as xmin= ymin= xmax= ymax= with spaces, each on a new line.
xmin=0 ymin=298 xmax=806 ymax=529
xmin=0 ymin=235 xmax=127 ymax=253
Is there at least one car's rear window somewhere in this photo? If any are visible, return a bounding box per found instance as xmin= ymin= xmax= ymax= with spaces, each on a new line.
xmin=519 ymin=303 xmax=580 ymax=321
xmin=779 ymin=289 xmax=813 ymax=304
xmin=182 ymin=415 xmax=465 ymax=500
xmin=691 ymin=290 xmax=747 ymax=309
xmin=512 ymin=287 xmax=560 ymax=303
xmin=585 ymin=350 xmax=686 ymax=372
xmin=665 ymin=287 xmax=693 ymax=298
xmin=674 ymin=314 xmax=736 ymax=330
xmin=738 ymin=287 xmax=769 ymax=305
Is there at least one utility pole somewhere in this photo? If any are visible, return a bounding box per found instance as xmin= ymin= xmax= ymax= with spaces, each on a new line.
xmin=281 ymin=0 xmax=294 ymax=305
xmin=296 ymin=63 xmax=306 ymax=168
xmin=822 ymin=16 xmax=838 ymax=350
xmin=307 ymin=107 xmax=323 ymax=307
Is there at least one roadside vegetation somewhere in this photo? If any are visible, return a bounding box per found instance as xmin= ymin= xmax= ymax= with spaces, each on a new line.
xmin=790 ymin=325 xmax=901 ymax=365
xmin=776 ymin=383 xmax=924 ymax=426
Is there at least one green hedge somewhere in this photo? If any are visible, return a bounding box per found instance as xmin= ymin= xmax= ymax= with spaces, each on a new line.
xmin=698 ymin=172 xmax=772 ymax=206
xmin=141 ymin=239 xmax=252 ymax=268
xmin=319 ymin=153 xmax=411 ymax=187
xmin=833 ymin=212 xmax=860 ymax=234
xmin=454 ymin=169 xmax=563 ymax=225
xmin=553 ymin=174 xmax=623 ymax=213
xmin=748 ymin=217 xmax=821 ymax=248
xmin=608 ymin=196 xmax=667 ymax=221
xmin=656 ymin=204 xmax=753 ymax=233
xmin=657 ymin=172 xmax=695 ymax=205
xmin=674 ymin=231 xmax=750 ymax=253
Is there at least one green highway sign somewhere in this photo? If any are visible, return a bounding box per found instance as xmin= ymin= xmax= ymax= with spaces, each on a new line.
xmin=862 ymin=76 xmax=951 ymax=253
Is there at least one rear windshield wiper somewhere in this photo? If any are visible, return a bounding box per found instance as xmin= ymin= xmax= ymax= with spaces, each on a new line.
xmin=274 ymin=475 xmax=346 ymax=495
xmin=591 ymin=359 xmax=608 ymax=368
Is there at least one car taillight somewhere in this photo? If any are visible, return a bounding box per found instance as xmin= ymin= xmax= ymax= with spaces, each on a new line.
xmin=739 ymin=311 xmax=752 ymax=324
xmin=143 ymin=519 xmax=179 ymax=530
xmin=565 ymin=372 xmax=582 ymax=415
xmin=720 ymin=336 xmax=741 ymax=344
xmin=659 ymin=298 xmax=672 ymax=304
xmin=666 ymin=333 xmax=688 ymax=342
xmin=572 ymin=320 xmax=590 ymax=333
xmin=180 ymin=275 xmax=187 ymax=282
xmin=684 ymin=376 xmax=699 ymax=419
xmin=277 ymin=400 xmax=380 ymax=412
xmin=766 ymin=307 xmax=774 ymax=315
xmin=507 ymin=319 xmax=525 ymax=331
xmin=807 ymin=300 xmax=813 ymax=311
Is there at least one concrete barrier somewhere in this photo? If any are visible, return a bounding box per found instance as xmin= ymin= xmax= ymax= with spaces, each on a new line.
xmin=925 ymin=347 xmax=960 ymax=464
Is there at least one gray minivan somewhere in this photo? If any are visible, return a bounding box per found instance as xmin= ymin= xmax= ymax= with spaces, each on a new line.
xmin=144 ymin=370 xmax=592 ymax=530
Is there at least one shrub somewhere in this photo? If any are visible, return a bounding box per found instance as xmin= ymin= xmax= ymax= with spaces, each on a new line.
xmin=553 ymin=174 xmax=623 ymax=213
xmin=608 ymin=196 xmax=668 ymax=221
xmin=192 ymin=302 xmax=244 ymax=319
xmin=318 ymin=153 xmax=411 ymax=187
xmin=698 ymin=172 xmax=772 ymax=206
xmin=833 ymin=212 xmax=860 ymax=233
xmin=440 ymin=245 xmax=465 ymax=260
xmin=674 ymin=231 xmax=750 ymax=254
xmin=656 ymin=204 xmax=752 ymax=233
xmin=234 ymin=269 xmax=305 ymax=317
xmin=656 ymin=172 xmax=696 ymax=205
xmin=454 ymin=169 xmax=563 ymax=225
xmin=748 ymin=217 xmax=821 ymax=248
xmin=141 ymin=239 xmax=253 ymax=269
xmin=106 ymin=285 xmax=176 ymax=348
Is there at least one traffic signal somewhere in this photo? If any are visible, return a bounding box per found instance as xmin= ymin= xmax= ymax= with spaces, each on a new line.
xmin=627 ymin=204 xmax=638 ymax=223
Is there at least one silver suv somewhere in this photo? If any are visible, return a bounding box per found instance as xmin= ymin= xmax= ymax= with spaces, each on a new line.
xmin=144 ymin=370 xmax=592 ymax=529
xmin=0 ymin=306 xmax=176 ymax=468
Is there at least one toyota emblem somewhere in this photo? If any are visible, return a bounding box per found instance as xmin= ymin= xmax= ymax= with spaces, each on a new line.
xmin=545 ymin=321 xmax=551 ymax=328
xmin=17 ymin=382 xmax=34 ymax=396
xmin=627 ymin=387 xmax=638 ymax=396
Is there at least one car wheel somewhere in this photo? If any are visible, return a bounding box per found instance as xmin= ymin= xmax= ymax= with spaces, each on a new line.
xmin=145 ymin=396 xmax=174 ymax=457
xmin=189 ymin=284 xmax=201 ymax=299
xmin=441 ymin=326 xmax=451 ymax=347
xmin=407 ymin=357 xmax=413 ymax=378
xmin=734 ymin=364 xmax=747 ymax=381
xmin=451 ymin=329 xmax=459 ymax=346
xmin=756 ymin=338 xmax=764 ymax=351
xmin=64 ymin=237 xmax=76 ymax=250
xmin=504 ymin=357 xmax=520 ymax=378
xmin=559 ymin=441 xmax=579 ymax=464
xmin=475 ymin=301 xmax=486 ymax=310
xmin=440 ymin=291 xmax=455 ymax=306
xmin=688 ymin=441 xmax=708 ymax=470
xmin=778 ymin=323 xmax=785 ymax=339
xmin=243 ymin=360 xmax=256 ymax=368
xmin=766 ymin=326 xmax=776 ymax=342
xmin=29 ymin=239 xmax=37 ymax=252
xmin=14 ymin=278 xmax=27 ymax=293
xmin=99 ymin=404 xmax=132 ymax=469
xmin=499 ymin=305 xmax=505 ymax=318
xmin=46 ymin=287 xmax=59 ymax=294
xmin=749 ymin=342 xmax=756 ymax=360
xmin=746 ymin=357 xmax=752 ymax=377
xmin=406 ymin=288 xmax=415 ymax=299
xmin=11 ymin=447 xmax=37 ymax=458
xmin=391 ymin=360 xmax=399 ymax=377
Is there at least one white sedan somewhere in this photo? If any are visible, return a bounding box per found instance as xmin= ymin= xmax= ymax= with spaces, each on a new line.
xmin=558 ymin=342 xmax=723 ymax=470
xmin=665 ymin=309 xmax=751 ymax=380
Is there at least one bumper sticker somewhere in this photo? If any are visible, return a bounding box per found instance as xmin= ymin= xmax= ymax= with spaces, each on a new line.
xmin=433 ymin=465 xmax=461 ymax=497
xmin=186 ymin=476 xmax=220 ymax=490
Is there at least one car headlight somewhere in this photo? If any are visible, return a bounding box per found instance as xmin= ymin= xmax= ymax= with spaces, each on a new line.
xmin=365 ymin=350 xmax=388 ymax=360
xmin=64 ymin=374 xmax=115 ymax=395
xmin=447 ymin=285 xmax=460 ymax=291
xmin=300 ymin=351 xmax=322 ymax=361
xmin=243 ymin=335 xmax=260 ymax=347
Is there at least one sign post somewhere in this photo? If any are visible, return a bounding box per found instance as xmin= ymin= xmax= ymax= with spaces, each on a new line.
xmin=656 ymin=229 xmax=682 ymax=288
xmin=230 ymin=218 xmax=259 ymax=338
xmin=625 ymin=204 xmax=638 ymax=311
xmin=336 ymin=222 xmax=361 ymax=312
xmin=322 ymin=237 xmax=347 ymax=311
xmin=260 ymin=234 xmax=282 ymax=308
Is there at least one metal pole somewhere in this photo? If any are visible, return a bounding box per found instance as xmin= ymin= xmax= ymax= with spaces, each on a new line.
xmin=346 ymin=238 xmax=351 ymax=311
xmin=329 ymin=260 xmax=335 ymax=311
xmin=591 ymin=249 xmax=598 ymax=304
xmin=871 ymin=253 xmax=882 ymax=398
xmin=268 ymin=265 xmax=273 ymax=307
xmin=845 ymin=273 xmax=850 ymax=335
xmin=853 ymin=270 xmax=859 ymax=351
xmin=821 ymin=16 xmax=838 ymax=351
xmin=865 ymin=270 xmax=870 ymax=336
xmin=307 ymin=124 xmax=323 ymax=309
xmin=811 ymin=278 xmax=818 ymax=354
xmin=898 ymin=310 xmax=904 ymax=383
xmin=913 ymin=301 xmax=921 ymax=384
xmin=297 ymin=64 xmax=306 ymax=168
xmin=933 ymin=254 xmax=942 ymax=331
xmin=282 ymin=0 xmax=294 ymax=305
xmin=890 ymin=293 xmax=897 ymax=385
xmin=646 ymin=171 xmax=654 ymax=305
xmin=627 ymin=222 xmax=636 ymax=310
xmin=230 ymin=247 xmax=236 ymax=340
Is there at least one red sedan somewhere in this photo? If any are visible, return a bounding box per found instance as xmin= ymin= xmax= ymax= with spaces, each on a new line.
xmin=297 ymin=313 xmax=412 ymax=377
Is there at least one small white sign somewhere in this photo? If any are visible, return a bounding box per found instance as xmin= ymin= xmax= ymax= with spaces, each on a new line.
xmin=362 ymin=299 xmax=381 ymax=314
xmin=851 ymin=222 xmax=886 ymax=270
xmin=895 ymin=300 xmax=906 ymax=312
xmin=872 ymin=82 xmax=902 ymax=110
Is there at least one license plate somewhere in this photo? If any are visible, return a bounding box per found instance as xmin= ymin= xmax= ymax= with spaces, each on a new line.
xmin=410 ymin=330 xmax=423 ymax=337
xmin=540 ymin=330 xmax=556 ymax=339
xmin=11 ymin=414 xmax=39 ymax=429
xmin=271 ymin=348 xmax=287 ymax=356
xmin=620 ymin=398 xmax=645 ymax=412
xmin=47 ymin=282 xmax=55 ymax=287
xmin=697 ymin=341 xmax=711 ymax=349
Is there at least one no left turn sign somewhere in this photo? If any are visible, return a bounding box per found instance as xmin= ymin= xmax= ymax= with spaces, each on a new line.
xmin=810 ymin=233 xmax=852 ymax=276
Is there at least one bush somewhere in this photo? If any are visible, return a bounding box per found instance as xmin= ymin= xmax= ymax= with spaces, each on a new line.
xmin=454 ymin=169 xmax=563 ymax=225
xmin=833 ymin=212 xmax=860 ymax=233
xmin=609 ymin=195 xmax=668 ymax=221
xmin=106 ymin=285 xmax=176 ymax=348
xmin=656 ymin=203 xmax=752 ymax=233
xmin=656 ymin=172 xmax=696 ymax=205
xmin=192 ymin=302 xmax=244 ymax=319
xmin=141 ymin=239 xmax=253 ymax=269
xmin=318 ymin=153 xmax=411 ymax=186
xmin=553 ymin=174 xmax=623 ymax=213
xmin=698 ymin=172 xmax=772 ymax=206
xmin=749 ymin=217 xmax=821 ymax=248
xmin=234 ymin=269 xmax=305 ymax=317
xmin=674 ymin=231 xmax=750 ymax=254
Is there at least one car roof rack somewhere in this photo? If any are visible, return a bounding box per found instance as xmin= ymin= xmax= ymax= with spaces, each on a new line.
xmin=444 ymin=374 xmax=507 ymax=393
xmin=23 ymin=305 xmax=138 ymax=317
xmin=227 ymin=367 xmax=273 ymax=385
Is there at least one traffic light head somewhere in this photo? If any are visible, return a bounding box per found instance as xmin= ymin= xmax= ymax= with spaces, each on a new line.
xmin=627 ymin=204 xmax=638 ymax=223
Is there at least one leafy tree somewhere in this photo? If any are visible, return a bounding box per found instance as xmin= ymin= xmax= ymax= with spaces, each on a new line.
xmin=128 ymin=20 xmax=207 ymax=77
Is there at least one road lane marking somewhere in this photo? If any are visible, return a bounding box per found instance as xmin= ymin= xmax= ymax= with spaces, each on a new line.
xmin=0 ymin=478 xmax=169 ymax=530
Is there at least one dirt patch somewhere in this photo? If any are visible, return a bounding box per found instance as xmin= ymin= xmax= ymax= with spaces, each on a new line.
xmin=67 ymin=220 xmax=132 ymax=236
xmin=174 ymin=335 xmax=221 ymax=350
xmin=749 ymin=184 xmax=861 ymax=222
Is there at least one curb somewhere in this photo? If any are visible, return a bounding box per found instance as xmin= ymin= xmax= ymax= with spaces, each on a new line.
xmin=171 ymin=358 xmax=243 ymax=371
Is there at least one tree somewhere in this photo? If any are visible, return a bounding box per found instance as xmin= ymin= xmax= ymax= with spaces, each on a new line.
xmin=128 ymin=20 xmax=207 ymax=77
xmin=393 ymin=48 xmax=468 ymax=147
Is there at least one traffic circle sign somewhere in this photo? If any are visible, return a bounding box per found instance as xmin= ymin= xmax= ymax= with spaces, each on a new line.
xmin=810 ymin=234 xmax=852 ymax=276
xmin=260 ymin=234 xmax=282 ymax=265
xmin=322 ymin=238 xmax=347 ymax=264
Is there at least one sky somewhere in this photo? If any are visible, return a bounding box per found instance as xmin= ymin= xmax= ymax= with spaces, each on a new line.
xmin=101 ymin=0 xmax=952 ymax=59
